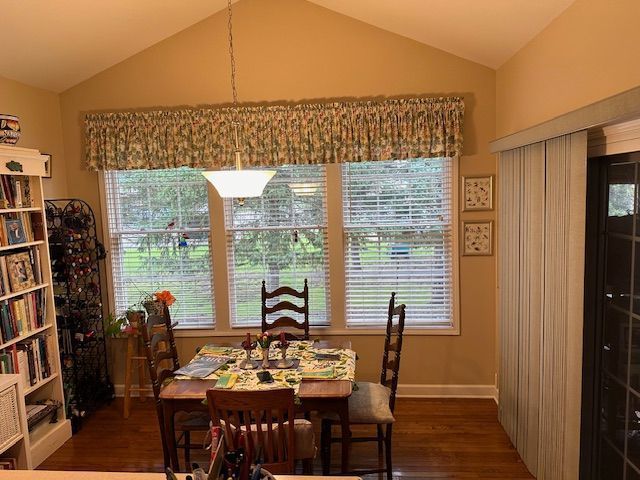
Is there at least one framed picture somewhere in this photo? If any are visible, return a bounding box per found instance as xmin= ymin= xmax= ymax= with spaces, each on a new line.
xmin=462 ymin=175 xmax=493 ymax=211
xmin=462 ymin=220 xmax=493 ymax=256
xmin=4 ymin=218 xmax=26 ymax=245
xmin=42 ymin=153 xmax=52 ymax=178
xmin=6 ymin=251 xmax=36 ymax=291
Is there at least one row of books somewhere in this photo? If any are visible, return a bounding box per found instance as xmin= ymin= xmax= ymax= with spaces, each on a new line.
xmin=0 ymin=247 xmax=42 ymax=296
xmin=0 ymin=334 xmax=52 ymax=390
xmin=0 ymin=212 xmax=43 ymax=247
xmin=0 ymin=290 xmax=46 ymax=344
xmin=0 ymin=175 xmax=32 ymax=209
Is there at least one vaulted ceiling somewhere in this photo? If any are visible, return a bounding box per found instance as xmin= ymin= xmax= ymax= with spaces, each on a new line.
xmin=1 ymin=0 xmax=575 ymax=93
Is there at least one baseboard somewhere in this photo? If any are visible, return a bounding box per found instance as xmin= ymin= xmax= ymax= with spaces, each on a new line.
xmin=397 ymin=383 xmax=498 ymax=402
xmin=114 ymin=383 xmax=499 ymax=403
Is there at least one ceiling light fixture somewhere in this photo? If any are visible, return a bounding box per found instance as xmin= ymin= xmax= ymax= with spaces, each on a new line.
xmin=202 ymin=0 xmax=275 ymax=205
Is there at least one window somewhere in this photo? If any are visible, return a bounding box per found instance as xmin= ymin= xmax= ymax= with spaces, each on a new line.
xmin=342 ymin=158 xmax=455 ymax=327
xmin=103 ymin=168 xmax=214 ymax=328
xmin=225 ymin=165 xmax=330 ymax=327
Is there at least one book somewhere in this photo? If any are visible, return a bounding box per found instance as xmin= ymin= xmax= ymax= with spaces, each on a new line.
xmin=314 ymin=353 xmax=341 ymax=361
xmin=4 ymin=217 xmax=26 ymax=245
xmin=301 ymin=366 xmax=336 ymax=380
xmin=214 ymin=373 xmax=238 ymax=389
xmin=5 ymin=251 xmax=36 ymax=291
xmin=175 ymin=355 xmax=229 ymax=379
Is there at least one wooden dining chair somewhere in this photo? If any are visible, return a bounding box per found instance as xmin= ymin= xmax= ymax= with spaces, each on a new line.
xmin=140 ymin=306 xmax=209 ymax=469
xmin=320 ymin=292 xmax=406 ymax=479
xmin=261 ymin=279 xmax=309 ymax=340
xmin=206 ymin=388 xmax=316 ymax=474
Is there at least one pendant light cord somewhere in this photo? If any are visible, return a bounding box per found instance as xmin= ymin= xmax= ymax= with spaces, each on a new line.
xmin=227 ymin=0 xmax=238 ymax=105
xmin=227 ymin=0 xmax=242 ymax=171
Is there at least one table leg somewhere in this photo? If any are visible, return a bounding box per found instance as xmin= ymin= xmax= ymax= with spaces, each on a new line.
xmin=162 ymin=399 xmax=180 ymax=472
xmin=137 ymin=337 xmax=146 ymax=403
xmin=337 ymin=398 xmax=352 ymax=473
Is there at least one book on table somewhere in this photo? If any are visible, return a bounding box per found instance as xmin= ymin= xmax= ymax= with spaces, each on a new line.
xmin=174 ymin=355 xmax=229 ymax=378
xmin=301 ymin=366 xmax=336 ymax=380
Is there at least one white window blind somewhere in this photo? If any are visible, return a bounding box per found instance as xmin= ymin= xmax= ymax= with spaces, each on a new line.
xmin=225 ymin=165 xmax=330 ymax=327
xmin=103 ymin=168 xmax=214 ymax=328
xmin=342 ymin=158 xmax=454 ymax=327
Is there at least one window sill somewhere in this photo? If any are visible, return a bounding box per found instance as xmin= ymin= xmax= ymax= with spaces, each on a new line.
xmin=173 ymin=325 xmax=460 ymax=338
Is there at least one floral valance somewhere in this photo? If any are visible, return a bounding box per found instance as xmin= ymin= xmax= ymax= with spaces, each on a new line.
xmin=84 ymin=97 xmax=464 ymax=171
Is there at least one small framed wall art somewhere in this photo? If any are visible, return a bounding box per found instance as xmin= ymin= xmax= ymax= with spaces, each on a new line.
xmin=43 ymin=153 xmax=52 ymax=178
xmin=462 ymin=175 xmax=493 ymax=211
xmin=462 ymin=220 xmax=493 ymax=256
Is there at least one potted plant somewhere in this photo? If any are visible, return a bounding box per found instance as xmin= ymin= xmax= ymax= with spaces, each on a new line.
xmin=142 ymin=290 xmax=176 ymax=316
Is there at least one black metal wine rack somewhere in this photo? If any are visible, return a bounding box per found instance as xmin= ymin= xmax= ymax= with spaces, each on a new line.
xmin=45 ymin=199 xmax=113 ymax=433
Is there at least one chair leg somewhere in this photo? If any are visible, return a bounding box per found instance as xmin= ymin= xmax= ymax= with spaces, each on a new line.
xmin=302 ymin=458 xmax=313 ymax=474
xmin=320 ymin=419 xmax=332 ymax=475
xmin=377 ymin=424 xmax=384 ymax=459
xmin=385 ymin=424 xmax=393 ymax=480
xmin=184 ymin=430 xmax=191 ymax=468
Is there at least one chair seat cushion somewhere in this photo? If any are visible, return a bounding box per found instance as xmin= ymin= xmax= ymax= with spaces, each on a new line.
xmin=175 ymin=411 xmax=210 ymax=431
xmin=322 ymin=382 xmax=395 ymax=424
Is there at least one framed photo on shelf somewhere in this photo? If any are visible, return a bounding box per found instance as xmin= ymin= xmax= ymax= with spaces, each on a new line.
xmin=43 ymin=153 xmax=52 ymax=178
xmin=6 ymin=251 xmax=36 ymax=291
xmin=462 ymin=175 xmax=493 ymax=211
xmin=462 ymin=220 xmax=493 ymax=256
xmin=5 ymin=218 xmax=26 ymax=245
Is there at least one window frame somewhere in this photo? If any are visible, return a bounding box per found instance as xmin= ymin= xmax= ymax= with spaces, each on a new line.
xmin=339 ymin=157 xmax=460 ymax=334
xmin=98 ymin=169 xmax=216 ymax=329
xmin=98 ymin=158 xmax=459 ymax=337
xmin=223 ymin=164 xmax=331 ymax=329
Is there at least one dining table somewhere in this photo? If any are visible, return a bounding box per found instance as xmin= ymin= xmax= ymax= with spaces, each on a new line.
xmin=159 ymin=339 xmax=355 ymax=475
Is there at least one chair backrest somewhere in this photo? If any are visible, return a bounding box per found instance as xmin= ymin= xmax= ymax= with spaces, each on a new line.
xmin=206 ymin=388 xmax=296 ymax=474
xmin=261 ymin=279 xmax=309 ymax=340
xmin=140 ymin=305 xmax=180 ymax=401
xmin=380 ymin=292 xmax=406 ymax=413
xmin=139 ymin=305 xmax=179 ymax=467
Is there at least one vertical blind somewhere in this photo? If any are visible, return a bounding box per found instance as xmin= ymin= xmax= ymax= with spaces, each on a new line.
xmin=342 ymin=158 xmax=454 ymax=327
xmin=103 ymin=168 xmax=214 ymax=328
xmin=225 ymin=165 xmax=330 ymax=327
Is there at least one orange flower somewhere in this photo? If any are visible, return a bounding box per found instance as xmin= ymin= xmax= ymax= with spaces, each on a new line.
xmin=154 ymin=290 xmax=176 ymax=306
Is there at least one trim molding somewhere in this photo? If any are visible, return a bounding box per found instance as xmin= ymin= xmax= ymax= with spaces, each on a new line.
xmin=490 ymin=86 xmax=640 ymax=153
xmin=587 ymin=118 xmax=640 ymax=158
xmin=113 ymin=383 xmax=499 ymax=402
xmin=396 ymin=384 xmax=498 ymax=401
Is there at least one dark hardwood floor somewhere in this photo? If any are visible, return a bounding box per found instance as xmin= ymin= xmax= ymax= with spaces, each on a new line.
xmin=40 ymin=397 xmax=533 ymax=479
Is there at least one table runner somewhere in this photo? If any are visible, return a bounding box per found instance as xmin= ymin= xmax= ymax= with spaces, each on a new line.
xmin=174 ymin=341 xmax=356 ymax=395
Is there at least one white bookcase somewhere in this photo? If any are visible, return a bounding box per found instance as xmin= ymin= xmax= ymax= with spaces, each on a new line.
xmin=0 ymin=146 xmax=71 ymax=469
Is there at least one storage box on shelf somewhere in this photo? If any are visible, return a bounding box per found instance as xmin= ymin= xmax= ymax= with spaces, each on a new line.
xmin=0 ymin=146 xmax=71 ymax=469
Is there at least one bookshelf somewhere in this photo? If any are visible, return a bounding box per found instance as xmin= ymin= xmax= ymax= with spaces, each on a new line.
xmin=0 ymin=146 xmax=71 ymax=469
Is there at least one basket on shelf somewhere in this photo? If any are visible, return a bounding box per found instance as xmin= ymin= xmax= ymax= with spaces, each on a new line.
xmin=0 ymin=385 xmax=21 ymax=452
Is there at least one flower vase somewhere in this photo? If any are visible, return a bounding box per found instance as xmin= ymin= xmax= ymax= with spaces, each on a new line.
xmin=261 ymin=347 xmax=270 ymax=369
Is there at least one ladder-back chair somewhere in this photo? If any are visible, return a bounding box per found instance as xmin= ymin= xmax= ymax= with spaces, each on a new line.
xmin=261 ymin=279 xmax=309 ymax=340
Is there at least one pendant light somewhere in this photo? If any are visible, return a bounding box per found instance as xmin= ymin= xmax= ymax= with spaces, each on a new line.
xmin=202 ymin=0 xmax=275 ymax=204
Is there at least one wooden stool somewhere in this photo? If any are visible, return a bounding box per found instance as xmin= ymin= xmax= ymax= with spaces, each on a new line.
xmin=123 ymin=331 xmax=151 ymax=419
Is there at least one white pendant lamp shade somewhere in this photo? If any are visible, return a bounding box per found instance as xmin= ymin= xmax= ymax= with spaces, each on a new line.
xmin=203 ymin=0 xmax=276 ymax=202
xmin=203 ymin=169 xmax=276 ymax=198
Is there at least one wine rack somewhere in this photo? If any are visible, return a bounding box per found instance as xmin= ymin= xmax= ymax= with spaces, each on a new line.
xmin=45 ymin=199 xmax=113 ymax=432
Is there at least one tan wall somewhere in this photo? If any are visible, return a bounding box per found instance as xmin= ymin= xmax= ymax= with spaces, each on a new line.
xmin=60 ymin=0 xmax=497 ymax=388
xmin=496 ymin=0 xmax=640 ymax=138
xmin=0 ymin=76 xmax=67 ymax=198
